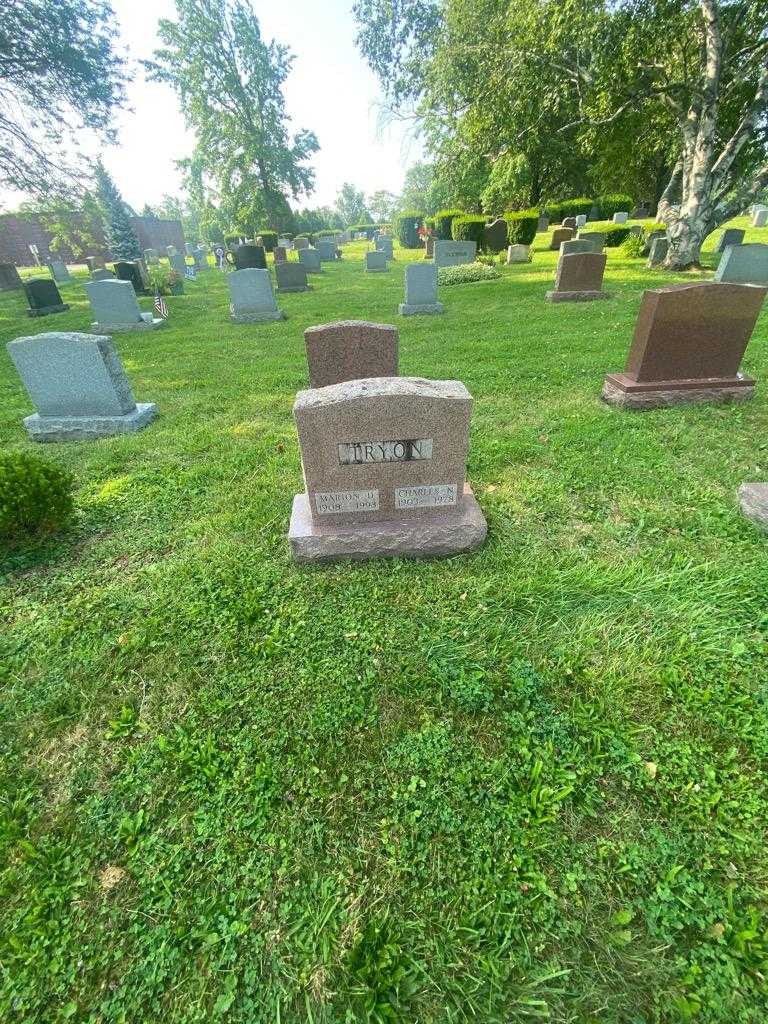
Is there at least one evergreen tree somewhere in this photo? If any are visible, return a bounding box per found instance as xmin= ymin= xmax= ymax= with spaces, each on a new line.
xmin=95 ymin=162 xmax=142 ymax=260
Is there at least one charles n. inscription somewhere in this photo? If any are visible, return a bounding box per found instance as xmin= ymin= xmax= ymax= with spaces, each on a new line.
xmin=338 ymin=438 xmax=433 ymax=466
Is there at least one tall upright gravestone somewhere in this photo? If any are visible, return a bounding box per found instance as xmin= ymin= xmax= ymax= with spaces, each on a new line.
xmin=0 ymin=263 xmax=23 ymax=291
xmin=715 ymin=229 xmax=745 ymax=254
xmin=546 ymin=252 xmax=608 ymax=302
xmin=24 ymin=279 xmax=69 ymax=317
xmin=228 ymin=268 xmax=285 ymax=323
xmin=399 ymin=264 xmax=444 ymax=315
xmin=47 ymin=259 xmax=72 ymax=284
xmin=85 ymin=279 xmax=165 ymax=332
xmin=714 ymin=243 xmax=768 ymax=286
xmin=602 ymin=282 xmax=766 ymax=409
xmin=6 ymin=332 xmax=157 ymax=441
xmin=304 ymin=321 xmax=398 ymax=388
xmin=276 ymin=262 xmax=310 ymax=293
xmin=288 ymin=377 xmax=487 ymax=562
xmin=549 ymin=228 xmax=574 ymax=251
xmin=299 ymin=248 xmax=322 ymax=273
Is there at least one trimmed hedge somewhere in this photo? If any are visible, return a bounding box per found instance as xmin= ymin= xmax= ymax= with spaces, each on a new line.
xmin=505 ymin=208 xmax=539 ymax=246
xmin=316 ymin=230 xmax=338 ymax=238
xmin=451 ymin=215 xmax=486 ymax=247
xmin=224 ymin=232 xmax=243 ymax=246
xmin=545 ymin=197 xmax=594 ymax=223
xmin=604 ymin=226 xmax=631 ymax=247
xmin=435 ymin=209 xmax=465 ymax=240
xmin=396 ymin=211 xmax=423 ymax=249
xmin=597 ymin=194 xmax=633 ymax=219
xmin=257 ymin=230 xmax=278 ymax=252
xmin=348 ymin=223 xmax=377 ymax=239
xmin=0 ymin=452 xmax=74 ymax=539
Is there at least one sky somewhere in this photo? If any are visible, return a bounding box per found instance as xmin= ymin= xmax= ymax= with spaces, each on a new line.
xmin=7 ymin=0 xmax=424 ymax=213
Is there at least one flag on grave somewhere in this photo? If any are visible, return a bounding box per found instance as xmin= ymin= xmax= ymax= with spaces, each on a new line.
xmin=154 ymin=292 xmax=168 ymax=319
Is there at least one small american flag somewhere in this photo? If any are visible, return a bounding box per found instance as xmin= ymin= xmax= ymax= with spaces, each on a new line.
xmin=154 ymin=291 xmax=168 ymax=319
xmin=185 ymin=265 xmax=196 ymax=280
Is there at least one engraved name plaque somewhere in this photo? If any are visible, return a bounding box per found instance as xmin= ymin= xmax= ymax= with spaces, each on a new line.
xmin=315 ymin=489 xmax=380 ymax=515
xmin=394 ymin=484 xmax=458 ymax=510
xmin=338 ymin=438 xmax=433 ymax=465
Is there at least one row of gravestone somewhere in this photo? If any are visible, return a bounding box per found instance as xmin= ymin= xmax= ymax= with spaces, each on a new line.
xmin=6 ymin=278 xmax=765 ymax=560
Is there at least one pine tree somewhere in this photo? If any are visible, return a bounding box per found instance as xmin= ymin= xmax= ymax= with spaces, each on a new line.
xmin=95 ymin=162 xmax=142 ymax=260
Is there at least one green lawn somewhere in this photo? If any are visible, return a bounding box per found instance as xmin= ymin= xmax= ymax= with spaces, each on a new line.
xmin=2 ymin=221 xmax=768 ymax=1023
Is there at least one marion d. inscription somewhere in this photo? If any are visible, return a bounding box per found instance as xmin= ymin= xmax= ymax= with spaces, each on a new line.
xmin=315 ymin=489 xmax=379 ymax=514
xmin=339 ymin=438 xmax=432 ymax=465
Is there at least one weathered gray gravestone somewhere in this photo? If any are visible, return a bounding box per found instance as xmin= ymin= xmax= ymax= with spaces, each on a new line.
xmin=647 ymin=237 xmax=669 ymax=267
xmin=575 ymin=214 xmax=587 ymax=228
xmin=546 ymin=252 xmax=609 ymax=302
xmin=714 ymin=243 xmax=768 ymax=286
xmin=273 ymin=246 xmax=288 ymax=264
xmin=433 ymin=240 xmax=476 ymax=268
xmin=317 ymin=240 xmax=337 ymax=262
xmin=739 ymin=483 xmax=768 ymax=531
xmin=602 ymin=281 xmax=766 ymax=409
xmin=483 ymin=219 xmax=508 ymax=253
xmin=0 ymin=263 xmax=23 ymax=290
xmin=193 ymin=248 xmax=209 ymax=270
xmin=559 ymin=239 xmax=597 ymax=260
xmin=85 ymin=279 xmax=165 ymax=332
xmin=91 ymin=268 xmax=116 ymax=282
xmin=562 ymin=217 xmax=577 ymax=230
xmin=228 ymin=268 xmax=285 ymax=323
xmin=166 ymin=245 xmax=178 ymax=257
xmin=6 ymin=331 xmax=157 ymax=441
xmin=169 ymin=253 xmax=187 ymax=283
xmin=537 ymin=215 xmax=549 ymax=232
xmin=298 ymin=248 xmax=322 ymax=273
xmin=47 ymin=259 xmax=72 ymax=284
xmin=549 ymin=228 xmax=574 ymax=251
xmin=399 ymin=263 xmax=444 ymax=315
xmin=506 ymin=244 xmax=531 ymax=264
xmin=575 ymin=231 xmax=605 ymax=252
xmin=715 ymin=229 xmax=745 ymax=254
xmin=376 ymin=237 xmax=394 ymax=260
xmin=287 ymin=376 xmax=487 ymax=562
xmin=366 ymin=250 xmax=388 ymax=272
xmin=276 ymin=262 xmax=310 ymax=293
xmin=304 ymin=321 xmax=398 ymax=388
xmin=185 ymin=243 xmax=195 ymax=257
xmin=24 ymin=279 xmax=69 ymax=317
xmin=642 ymin=229 xmax=666 ymax=257
xmin=751 ymin=209 xmax=768 ymax=228
xmin=294 ymin=236 xmax=310 ymax=250
xmin=143 ymin=248 xmax=159 ymax=264
xmin=613 ymin=212 xmax=629 ymax=224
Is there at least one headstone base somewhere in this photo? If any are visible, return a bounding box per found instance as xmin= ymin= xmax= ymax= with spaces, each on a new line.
xmin=601 ymin=373 xmax=755 ymax=410
xmin=230 ymin=309 xmax=286 ymax=323
xmin=366 ymin=266 xmax=389 ymax=273
xmin=546 ymin=290 xmax=610 ymax=302
xmin=277 ymin=284 xmax=311 ymax=293
xmin=91 ymin=316 xmax=166 ymax=333
xmin=738 ymin=483 xmax=768 ymax=531
xmin=398 ymin=301 xmax=444 ymax=316
xmin=23 ymin=403 xmax=157 ymax=442
xmin=27 ymin=304 xmax=70 ymax=318
xmin=288 ymin=483 xmax=487 ymax=563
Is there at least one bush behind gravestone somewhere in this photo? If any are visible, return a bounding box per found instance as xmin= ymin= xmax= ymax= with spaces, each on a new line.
xmin=348 ymin=223 xmax=378 ymax=239
xmin=597 ymin=193 xmax=634 ymax=219
xmin=396 ymin=211 xmax=424 ymax=249
xmin=619 ymin=233 xmax=645 ymax=257
xmin=224 ymin=233 xmax=243 ymax=247
xmin=435 ymin=209 xmax=465 ymax=240
xmin=545 ymin=198 xmax=593 ymax=223
xmin=505 ymin=209 xmax=539 ymax=246
xmin=451 ymin=215 xmax=486 ymax=247
xmin=257 ymin=230 xmax=278 ymax=252
xmin=604 ymin=226 xmax=632 ymax=247
xmin=0 ymin=453 xmax=74 ymax=539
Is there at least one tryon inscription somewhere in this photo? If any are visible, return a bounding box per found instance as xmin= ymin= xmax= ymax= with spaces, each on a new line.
xmin=338 ymin=438 xmax=433 ymax=465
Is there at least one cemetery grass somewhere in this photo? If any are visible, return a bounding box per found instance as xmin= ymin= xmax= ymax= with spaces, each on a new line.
xmin=2 ymin=224 xmax=768 ymax=1023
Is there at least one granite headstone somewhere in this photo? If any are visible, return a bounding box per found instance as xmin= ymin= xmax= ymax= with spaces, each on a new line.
xmin=228 ymin=268 xmax=285 ymax=323
xmin=24 ymin=279 xmax=69 ymax=317
xmin=399 ymin=263 xmax=444 ymax=315
xmin=304 ymin=321 xmax=398 ymax=388
xmin=276 ymin=262 xmax=310 ymax=293
xmin=546 ymin=252 xmax=608 ymax=302
xmin=85 ymin=279 xmax=165 ymax=332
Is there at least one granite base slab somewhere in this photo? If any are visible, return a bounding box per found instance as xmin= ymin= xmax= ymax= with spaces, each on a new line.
xmin=398 ymin=302 xmax=445 ymax=316
xmin=24 ymin=403 xmax=157 ymax=442
xmin=366 ymin=267 xmax=389 ymax=273
xmin=28 ymin=304 xmax=70 ymax=317
xmin=289 ymin=483 xmax=487 ymax=563
xmin=230 ymin=309 xmax=287 ymax=323
xmin=545 ymin=290 xmax=610 ymax=302
xmin=602 ymin=373 xmax=755 ymax=410
xmin=277 ymin=285 xmax=311 ymax=293
xmin=91 ymin=318 xmax=166 ymax=333
xmin=739 ymin=483 xmax=768 ymax=531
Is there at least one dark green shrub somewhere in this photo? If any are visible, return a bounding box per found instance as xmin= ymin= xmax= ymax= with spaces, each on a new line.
xmin=396 ymin=211 xmax=423 ymax=249
xmin=558 ymin=197 xmax=594 ymax=220
xmin=451 ymin=215 xmax=486 ymax=247
xmin=257 ymin=230 xmax=278 ymax=252
xmin=543 ymin=202 xmax=562 ymax=223
xmin=316 ymin=230 xmax=338 ymax=238
xmin=0 ymin=452 xmax=74 ymax=539
xmin=505 ymin=208 xmax=539 ymax=246
xmin=604 ymin=226 xmax=631 ymax=247
xmin=224 ymin=232 xmax=242 ymax=247
xmin=435 ymin=209 xmax=464 ymax=240
xmin=597 ymin=193 xmax=633 ymax=220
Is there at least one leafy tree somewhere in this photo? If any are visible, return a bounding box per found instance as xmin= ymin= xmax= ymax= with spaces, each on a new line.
xmin=294 ymin=207 xmax=344 ymax=233
xmin=18 ymin=193 xmax=102 ymax=257
xmin=0 ymin=0 xmax=128 ymax=197
xmin=147 ymin=0 xmax=319 ymax=232
xmin=94 ymin=161 xmax=142 ymax=260
xmin=335 ymin=183 xmax=371 ymax=225
xmin=141 ymin=203 xmax=159 ymax=219
xmin=368 ymin=189 xmax=399 ymax=222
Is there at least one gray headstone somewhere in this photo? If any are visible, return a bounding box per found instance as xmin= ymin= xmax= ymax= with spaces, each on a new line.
xmin=47 ymin=259 xmax=72 ymax=284
xmin=642 ymin=229 xmax=666 ymax=257
xmin=0 ymin=263 xmax=23 ymax=290
xmin=647 ymin=237 xmax=669 ymax=267
xmin=276 ymin=262 xmax=310 ymax=292
xmin=537 ymin=216 xmax=549 ymax=232
xmin=298 ymin=248 xmax=322 ymax=273
xmin=576 ymin=231 xmax=605 ymax=251
xmin=228 ymin=268 xmax=285 ymax=322
xmin=752 ymin=209 xmax=768 ymax=228
xmin=612 ymin=212 xmax=629 ymax=224
xmin=575 ymin=214 xmax=587 ymax=228
xmin=193 ymin=248 xmax=209 ymax=270
xmin=433 ymin=240 xmax=476 ymax=268
xmin=714 ymin=243 xmax=768 ymax=285
xmin=169 ymin=253 xmax=187 ymax=278
xmin=5 ymin=331 xmax=157 ymax=441
xmin=143 ymin=248 xmax=159 ymax=264
xmin=166 ymin=245 xmax=178 ymax=257
xmin=185 ymin=243 xmax=195 ymax=257
xmin=559 ymin=239 xmax=596 ymax=260
xmin=715 ymin=229 xmax=745 ymax=254
xmin=366 ymin=250 xmax=388 ymax=272
xmin=376 ymin=237 xmax=394 ymax=259
xmin=91 ymin=268 xmax=116 ymax=282
xmin=85 ymin=279 xmax=164 ymax=332
xmin=562 ymin=217 xmax=577 ymax=230
xmin=317 ymin=240 xmax=337 ymax=262
xmin=399 ymin=263 xmax=443 ymax=315
xmin=506 ymin=244 xmax=530 ymax=264
xmin=546 ymin=252 xmax=609 ymax=302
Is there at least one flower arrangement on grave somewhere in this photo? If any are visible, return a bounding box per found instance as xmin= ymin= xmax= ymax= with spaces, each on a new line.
xmin=147 ymin=265 xmax=183 ymax=296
